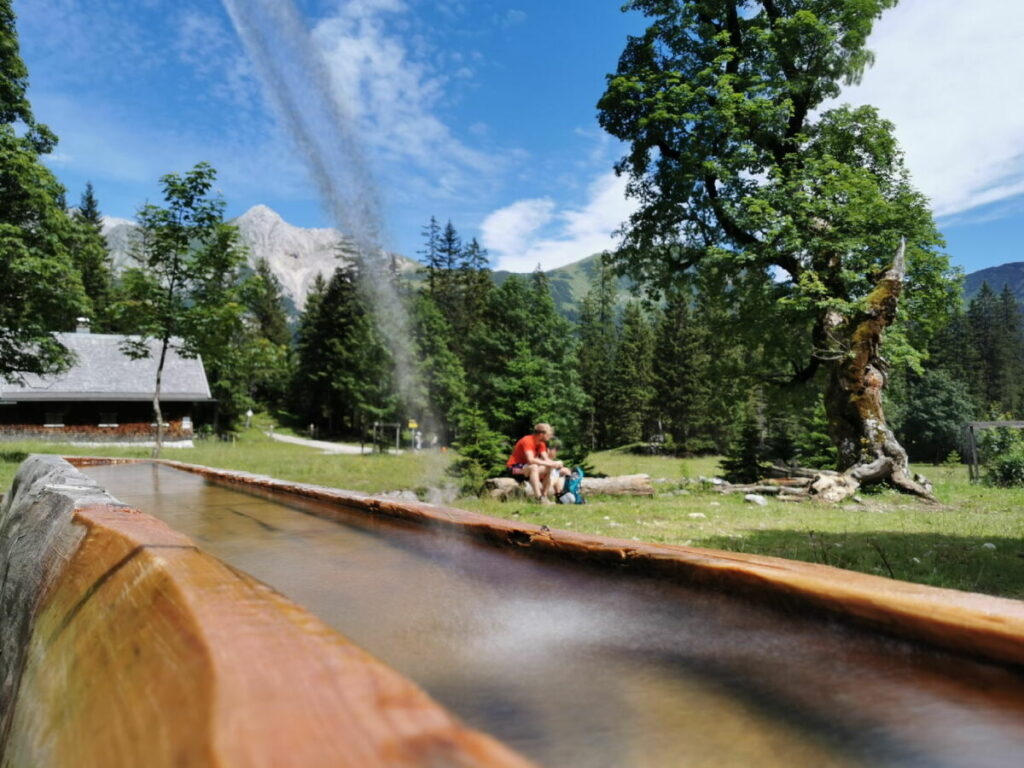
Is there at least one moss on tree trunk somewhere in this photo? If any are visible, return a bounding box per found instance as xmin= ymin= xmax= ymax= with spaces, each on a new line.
xmin=822 ymin=241 xmax=934 ymax=500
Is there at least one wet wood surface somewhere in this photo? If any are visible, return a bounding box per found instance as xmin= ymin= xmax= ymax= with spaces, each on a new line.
xmin=115 ymin=456 xmax=1024 ymax=670
xmin=1 ymin=455 xmax=535 ymax=768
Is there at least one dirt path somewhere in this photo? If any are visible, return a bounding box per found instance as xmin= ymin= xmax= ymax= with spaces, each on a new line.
xmin=266 ymin=432 xmax=374 ymax=455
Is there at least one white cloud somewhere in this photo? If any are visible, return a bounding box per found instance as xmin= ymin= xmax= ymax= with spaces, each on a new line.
xmin=42 ymin=152 xmax=73 ymax=167
xmin=313 ymin=0 xmax=500 ymax=200
xmin=833 ymin=0 xmax=1024 ymax=218
xmin=483 ymin=173 xmax=636 ymax=272
xmin=502 ymin=10 xmax=528 ymax=28
xmin=481 ymin=198 xmax=556 ymax=258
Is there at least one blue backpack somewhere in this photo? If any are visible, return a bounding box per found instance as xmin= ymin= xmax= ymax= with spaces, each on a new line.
xmin=557 ymin=467 xmax=586 ymax=504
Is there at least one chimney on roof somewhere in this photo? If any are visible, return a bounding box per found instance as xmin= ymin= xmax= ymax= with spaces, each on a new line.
xmin=75 ymin=317 xmax=91 ymax=334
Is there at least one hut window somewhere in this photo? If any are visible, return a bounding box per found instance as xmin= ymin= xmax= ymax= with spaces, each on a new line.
xmin=99 ymin=412 xmax=118 ymax=427
xmin=44 ymin=411 xmax=65 ymax=427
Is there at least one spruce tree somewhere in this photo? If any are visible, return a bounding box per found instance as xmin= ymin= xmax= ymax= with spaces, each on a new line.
xmin=577 ymin=257 xmax=619 ymax=449
xmin=469 ymin=273 xmax=586 ymax=446
xmin=410 ymin=292 xmax=467 ymax=440
xmin=967 ymin=283 xmax=1000 ymax=411
xmin=653 ymin=286 xmax=712 ymax=453
xmin=69 ymin=182 xmax=114 ymax=330
xmin=243 ymin=257 xmax=292 ymax=347
xmin=455 ymin=237 xmax=492 ymax=349
xmin=419 ymin=216 xmax=442 ymax=295
xmin=994 ymin=285 xmax=1024 ymax=415
xmin=608 ymin=301 xmax=656 ymax=445
xmin=290 ymin=263 xmax=395 ymax=437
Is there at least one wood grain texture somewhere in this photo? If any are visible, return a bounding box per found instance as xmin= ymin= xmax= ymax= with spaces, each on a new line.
xmin=2 ymin=456 xmax=535 ymax=768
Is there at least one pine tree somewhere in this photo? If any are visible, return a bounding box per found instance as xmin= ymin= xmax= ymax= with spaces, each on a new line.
xmin=468 ymin=273 xmax=586 ymax=446
xmin=238 ymin=257 xmax=293 ymax=410
xmin=410 ymin=292 xmax=467 ymax=440
xmin=68 ymin=182 xmax=114 ymax=330
xmin=418 ymin=216 xmax=441 ymax=290
xmin=434 ymin=220 xmax=463 ymax=328
xmin=77 ymin=182 xmax=102 ymax=229
xmin=994 ymin=285 xmax=1024 ymax=415
xmin=292 ymin=274 xmax=329 ymax=426
xmin=721 ymin=395 xmax=770 ymax=483
xmin=290 ymin=264 xmax=396 ymax=437
xmin=577 ymin=257 xmax=618 ymax=449
xmin=455 ymin=237 xmax=492 ymax=348
xmin=694 ymin=279 xmax=750 ymax=453
xmin=653 ymin=286 xmax=712 ymax=453
xmin=608 ymin=301 xmax=656 ymax=445
xmin=243 ymin=257 xmax=291 ymax=347
xmin=967 ymin=283 xmax=1000 ymax=411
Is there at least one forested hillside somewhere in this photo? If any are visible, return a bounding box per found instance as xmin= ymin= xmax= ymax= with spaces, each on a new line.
xmin=964 ymin=262 xmax=1024 ymax=304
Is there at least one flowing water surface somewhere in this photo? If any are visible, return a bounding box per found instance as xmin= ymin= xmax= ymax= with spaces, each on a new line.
xmin=83 ymin=463 xmax=1024 ymax=768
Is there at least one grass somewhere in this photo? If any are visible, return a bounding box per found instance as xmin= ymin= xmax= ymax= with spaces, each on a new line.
xmin=0 ymin=429 xmax=449 ymax=496
xmin=2 ymin=436 xmax=1022 ymax=601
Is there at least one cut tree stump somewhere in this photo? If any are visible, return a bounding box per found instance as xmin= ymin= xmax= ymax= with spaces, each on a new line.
xmin=486 ymin=474 xmax=654 ymax=501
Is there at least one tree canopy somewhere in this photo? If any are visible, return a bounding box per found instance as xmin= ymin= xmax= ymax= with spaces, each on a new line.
xmin=598 ymin=0 xmax=958 ymax=493
xmin=0 ymin=0 xmax=87 ymax=382
xmin=116 ymin=163 xmax=246 ymax=454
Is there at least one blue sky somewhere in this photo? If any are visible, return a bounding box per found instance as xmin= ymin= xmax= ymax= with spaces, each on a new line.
xmin=15 ymin=0 xmax=1024 ymax=275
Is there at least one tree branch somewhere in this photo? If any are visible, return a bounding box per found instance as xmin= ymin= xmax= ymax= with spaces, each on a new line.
xmin=703 ymin=174 xmax=760 ymax=248
xmin=725 ymin=3 xmax=742 ymax=75
xmin=655 ymin=138 xmax=681 ymax=163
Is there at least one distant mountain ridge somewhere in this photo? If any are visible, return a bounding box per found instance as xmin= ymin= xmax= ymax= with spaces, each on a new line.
xmin=963 ymin=262 xmax=1024 ymax=303
xmin=101 ymin=205 xmax=416 ymax=312
xmin=104 ymin=206 xmax=1024 ymax=317
xmin=493 ymin=255 xmax=636 ymax=320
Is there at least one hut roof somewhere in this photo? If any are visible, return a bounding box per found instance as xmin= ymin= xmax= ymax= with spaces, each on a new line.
xmin=0 ymin=333 xmax=213 ymax=402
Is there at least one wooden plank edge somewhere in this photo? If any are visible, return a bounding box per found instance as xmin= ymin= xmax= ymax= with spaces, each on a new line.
xmin=67 ymin=456 xmax=1024 ymax=671
xmin=3 ymin=455 xmax=535 ymax=768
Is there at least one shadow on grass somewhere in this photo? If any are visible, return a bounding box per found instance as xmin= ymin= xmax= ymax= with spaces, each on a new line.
xmin=698 ymin=529 xmax=1024 ymax=600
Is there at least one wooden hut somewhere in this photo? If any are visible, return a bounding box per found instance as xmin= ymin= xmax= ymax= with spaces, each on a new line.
xmin=0 ymin=328 xmax=212 ymax=443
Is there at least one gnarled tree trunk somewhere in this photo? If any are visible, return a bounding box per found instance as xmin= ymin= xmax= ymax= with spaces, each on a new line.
xmin=822 ymin=240 xmax=934 ymax=501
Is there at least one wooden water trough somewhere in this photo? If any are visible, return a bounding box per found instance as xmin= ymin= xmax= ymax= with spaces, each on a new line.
xmin=0 ymin=455 xmax=534 ymax=768
xmin=2 ymin=454 xmax=1024 ymax=767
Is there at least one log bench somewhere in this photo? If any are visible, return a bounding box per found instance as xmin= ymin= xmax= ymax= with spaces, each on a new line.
xmin=485 ymin=474 xmax=654 ymax=500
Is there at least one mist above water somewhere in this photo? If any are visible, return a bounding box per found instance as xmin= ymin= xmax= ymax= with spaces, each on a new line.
xmin=221 ymin=0 xmax=424 ymax=417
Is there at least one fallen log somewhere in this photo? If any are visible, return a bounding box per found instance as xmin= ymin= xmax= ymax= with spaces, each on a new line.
xmin=485 ymin=474 xmax=654 ymax=501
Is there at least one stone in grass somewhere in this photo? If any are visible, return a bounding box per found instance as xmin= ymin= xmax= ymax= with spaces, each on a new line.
xmin=744 ymin=493 xmax=768 ymax=506
xmin=982 ymin=542 xmax=997 ymax=551
xmin=688 ymin=512 xmax=707 ymax=519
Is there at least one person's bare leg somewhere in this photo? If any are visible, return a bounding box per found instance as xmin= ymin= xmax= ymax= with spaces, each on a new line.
xmin=527 ymin=464 xmax=543 ymax=499
xmin=541 ymin=467 xmax=557 ymax=499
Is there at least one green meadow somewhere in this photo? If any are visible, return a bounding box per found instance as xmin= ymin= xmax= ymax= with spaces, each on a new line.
xmin=2 ymin=431 xmax=1022 ymax=601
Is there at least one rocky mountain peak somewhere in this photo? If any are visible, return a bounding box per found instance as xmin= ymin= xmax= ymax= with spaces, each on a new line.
xmin=101 ymin=205 xmax=416 ymax=312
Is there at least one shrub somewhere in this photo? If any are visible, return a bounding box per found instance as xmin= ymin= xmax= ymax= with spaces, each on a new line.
xmin=985 ymin=449 xmax=1024 ymax=487
xmin=448 ymin=408 xmax=510 ymax=495
xmin=721 ymin=411 xmax=770 ymax=483
xmin=980 ymin=425 xmax=1024 ymax=487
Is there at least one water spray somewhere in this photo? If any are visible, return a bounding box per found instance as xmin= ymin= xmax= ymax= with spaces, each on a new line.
xmin=220 ymin=0 xmax=427 ymax=428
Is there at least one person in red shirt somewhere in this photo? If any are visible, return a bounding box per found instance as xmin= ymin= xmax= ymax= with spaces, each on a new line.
xmin=507 ymin=422 xmax=569 ymax=503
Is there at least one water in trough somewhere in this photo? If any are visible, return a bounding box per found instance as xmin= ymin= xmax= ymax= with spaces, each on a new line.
xmin=81 ymin=462 xmax=1024 ymax=767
